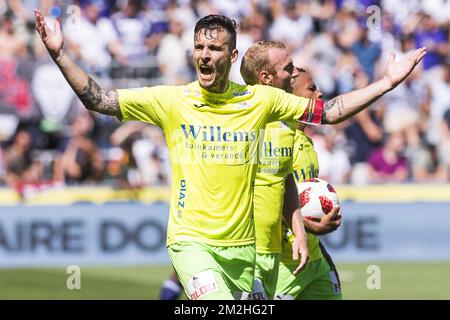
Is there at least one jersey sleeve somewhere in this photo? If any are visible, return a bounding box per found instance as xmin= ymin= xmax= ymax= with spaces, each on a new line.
xmin=265 ymin=86 xmax=324 ymax=125
xmin=117 ymin=86 xmax=172 ymax=128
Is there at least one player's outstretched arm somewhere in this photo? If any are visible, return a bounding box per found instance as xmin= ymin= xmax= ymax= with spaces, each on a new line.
xmin=34 ymin=9 xmax=122 ymax=120
xmin=322 ymin=48 xmax=427 ymax=124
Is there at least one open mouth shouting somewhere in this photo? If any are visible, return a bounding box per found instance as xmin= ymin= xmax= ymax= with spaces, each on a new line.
xmin=199 ymin=64 xmax=215 ymax=83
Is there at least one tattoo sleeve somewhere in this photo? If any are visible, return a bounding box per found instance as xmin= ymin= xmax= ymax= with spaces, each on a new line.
xmin=322 ymin=96 xmax=344 ymax=124
xmin=53 ymin=51 xmax=122 ymax=120
xmin=79 ymin=78 xmax=122 ymax=120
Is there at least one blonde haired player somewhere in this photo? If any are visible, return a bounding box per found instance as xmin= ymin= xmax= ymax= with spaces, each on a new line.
xmin=240 ymin=41 xmax=311 ymax=299
xmin=240 ymin=44 xmax=341 ymax=300
xmin=275 ymin=68 xmax=342 ymax=300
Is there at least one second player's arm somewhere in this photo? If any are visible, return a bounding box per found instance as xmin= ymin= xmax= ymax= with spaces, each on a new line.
xmin=303 ymin=206 xmax=341 ymax=236
xmin=322 ymin=48 xmax=426 ymax=124
xmin=283 ymin=174 xmax=308 ymax=275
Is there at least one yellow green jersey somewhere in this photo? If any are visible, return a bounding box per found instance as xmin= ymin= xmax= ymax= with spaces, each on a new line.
xmin=281 ymin=129 xmax=323 ymax=263
xmin=253 ymin=122 xmax=296 ymax=254
xmin=118 ymin=81 xmax=323 ymax=247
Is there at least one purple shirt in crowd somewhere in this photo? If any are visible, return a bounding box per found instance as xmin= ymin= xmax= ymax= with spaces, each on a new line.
xmin=368 ymin=149 xmax=408 ymax=175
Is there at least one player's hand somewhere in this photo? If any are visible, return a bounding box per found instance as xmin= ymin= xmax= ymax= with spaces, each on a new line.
xmin=384 ymin=47 xmax=427 ymax=89
xmin=34 ymin=9 xmax=64 ymax=60
xmin=304 ymin=206 xmax=341 ymax=236
xmin=292 ymin=235 xmax=308 ymax=276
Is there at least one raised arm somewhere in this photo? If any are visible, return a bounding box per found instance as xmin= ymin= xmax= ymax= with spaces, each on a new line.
xmin=34 ymin=9 xmax=122 ymax=120
xmin=322 ymin=48 xmax=427 ymax=124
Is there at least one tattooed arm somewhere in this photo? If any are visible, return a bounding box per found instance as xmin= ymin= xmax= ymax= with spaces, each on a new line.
xmin=322 ymin=48 xmax=427 ymax=124
xmin=57 ymin=52 xmax=121 ymax=119
xmin=34 ymin=9 xmax=122 ymax=120
xmin=322 ymin=80 xmax=386 ymax=124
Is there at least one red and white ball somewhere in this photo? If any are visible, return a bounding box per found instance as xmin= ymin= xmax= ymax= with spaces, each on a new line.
xmin=297 ymin=178 xmax=339 ymax=219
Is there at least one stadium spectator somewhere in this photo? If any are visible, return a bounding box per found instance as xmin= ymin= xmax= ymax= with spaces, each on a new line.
xmin=382 ymin=73 xmax=425 ymax=151
xmin=53 ymin=114 xmax=104 ymax=184
xmin=156 ymin=9 xmax=192 ymax=84
xmin=331 ymin=6 xmax=360 ymax=49
xmin=64 ymin=0 xmax=126 ymax=78
xmin=292 ymin=29 xmax=340 ymax=97
xmin=439 ymin=109 xmax=450 ymax=180
xmin=0 ymin=14 xmax=34 ymax=118
xmin=424 ymin=63 xmax=450 ymax=147
xmin=381 ymin=0 xmax=421 ymax=29
xmin=108 ymin=121 xmax=143 ymax=188
xmin=3 ymin=129 xmax=43 ymax=189
xmin=110 ymin=0 xmax=152 ymax=64
xmin=334 ymin=50 xmax=367 ymax=94
xmin=229 ymin=16 xmax=256 ymax=85
xmin=110 ymin=121 xmax=169 ymax=187
xmin=420 ymin=0 xmax=450 ymax=25
xmin=210 ymin=0 xmax=251 ymax=20
xmin=268 ymin=0 xmax=313 ymax=53
xmin=313 ymin=127 xmax=352 ymax=185
xmin=414 ymin=14 xmax=448 ymax=72
xmin=409 ymin=139 xmax=447 ymax=183
xmin=368 ymin=131 xmax=409 ymax=183
xmin=0 ymin=145 xmax=4 ymax=185
xmin=0 ymin=13 xmax=28 ymax=58
xmin=351 ymin=28 xmax=381 ymax=81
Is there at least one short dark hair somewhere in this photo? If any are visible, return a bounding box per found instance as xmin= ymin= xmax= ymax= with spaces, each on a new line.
xmin=194 ymin=15 xmax=237 ymax=50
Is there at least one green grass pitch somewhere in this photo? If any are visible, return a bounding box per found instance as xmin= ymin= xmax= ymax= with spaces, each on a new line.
xmin=0 ymin=263 xmax=449 ymax=299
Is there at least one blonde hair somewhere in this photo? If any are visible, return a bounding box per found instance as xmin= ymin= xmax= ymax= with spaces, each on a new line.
xmin=240 ymin=40 xmax=286 ymax=85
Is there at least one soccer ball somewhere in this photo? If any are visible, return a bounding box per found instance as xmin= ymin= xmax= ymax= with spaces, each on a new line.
xmin=297 ymin=178 xmax=339 ymax=219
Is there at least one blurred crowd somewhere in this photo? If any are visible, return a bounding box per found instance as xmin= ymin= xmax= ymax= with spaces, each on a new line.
xmin=0 ymin=0 xmax=449 ymax=196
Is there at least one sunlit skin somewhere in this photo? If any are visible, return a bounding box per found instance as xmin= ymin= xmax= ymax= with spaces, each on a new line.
xmin=292 ymin=71 xmax=323 ymax=100
xmin=193 ymin=29 xmax=238 ymax=93
xmin=262 ymin=48 xmax=296 ymax=93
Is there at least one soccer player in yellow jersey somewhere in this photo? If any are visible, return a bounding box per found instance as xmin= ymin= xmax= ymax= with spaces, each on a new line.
xmin=275 ymin=68 xmax=343 ymax=300
xmin=34 ymin=8 xmax=426 ymax=299
xmin=240 ymin=41 xmax=311 ymax=300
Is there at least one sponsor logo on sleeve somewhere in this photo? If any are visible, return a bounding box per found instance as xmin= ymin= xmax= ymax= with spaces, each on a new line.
xmin=232 ymin=89 xmax=252 ymax=97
